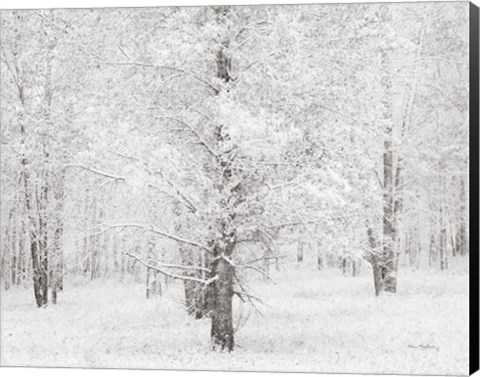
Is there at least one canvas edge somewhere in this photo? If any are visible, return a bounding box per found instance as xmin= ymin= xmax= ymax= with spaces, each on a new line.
xmin=470 ymin=1 xmax=480 ymax=376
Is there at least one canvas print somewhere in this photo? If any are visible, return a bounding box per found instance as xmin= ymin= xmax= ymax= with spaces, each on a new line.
xmin=0 ymin=1 xmax=476 ymax=375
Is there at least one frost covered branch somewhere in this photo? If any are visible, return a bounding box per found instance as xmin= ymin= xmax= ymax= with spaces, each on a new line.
xmin=241 ymin=264 xmax=276 ymax=284
xmin=65 ymin=164 xmax=125 ymax=181
xmin=153 ymin=116 xmax=217 ymax=158
xmin=106 ymin=223 xmax=213 ymax=254
xmin=106 ymin=149 xmax=199 ymax=213
xmin=125 ymin=252 xmax=216 ymax=285
xmin=93 ymin=57 xmax=220 ymax=94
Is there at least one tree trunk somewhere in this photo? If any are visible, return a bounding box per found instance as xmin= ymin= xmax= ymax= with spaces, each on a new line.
xmin=429 ymin=233 xmax=437 ymax=267
xmin=146 ymin=268 xmax=162 ymax=299
xmin=90 ymin=200 xmax=98 ymax=280
xmin=3 ymin=226 xmax=11 ymax=291
xmin=440 ymin=228 xmax=448 ymax=270
xmin=51 ymin=175 xmax=65 ymax=302
xmin=209 ymin=7 xmax=239 ymax=351
xmin=50 ymin=226 xmax=62 ymax=304
xmin=82 ymin=187 xmax=91 ymax=276
xmin=51 ymin=284 xmax=57 ymax=305
xmin=297 ymin=241 xmax=304 ymax=263
xmin=456 ymin=177 xmax=467 ymax=256
xmin=382 ymin=125 xmax=397 ymax=293
xmin=317 ymin=253 xmax=324 ymax=270
xmin=408 ymin=229 xmax=419 ymax=269
xmin=342 ymin=256 xmax=346 ymax=275
xmin=367 ymin=225 xmax=383 ymax=296
xmin=210 ymin=254 xmax=234 ymax=352
xmin=31 ymin=231 xmax=48 ymax=308
xmin=120 ymin=254 xmax=126 ymax=282
xmin=352 ymin=259 xmax=360 ymax=277
xmin=372 ymin=258 xmax=383 ymax=296
xmin=24 ymin=173 xmax=49 ymax=308
xmin=380 ymin=5 xmax=397 ymax=293
xmin=10 ymin=210 xmax=17 ymax=287
xmin=316 ymin=241 xmax=324 ymax=270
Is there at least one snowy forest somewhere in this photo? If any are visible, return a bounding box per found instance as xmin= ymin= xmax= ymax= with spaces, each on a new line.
xmin=0 ymin=2 xmax=471 ymax=374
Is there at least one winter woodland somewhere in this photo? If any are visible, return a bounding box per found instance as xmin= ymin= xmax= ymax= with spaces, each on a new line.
xmin=0 ymin=2 xmax=470 ymax=374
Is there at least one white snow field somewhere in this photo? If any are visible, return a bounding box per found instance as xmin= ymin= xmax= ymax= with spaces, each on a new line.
xmin=1 ymin=260 xmax=469 ymax=375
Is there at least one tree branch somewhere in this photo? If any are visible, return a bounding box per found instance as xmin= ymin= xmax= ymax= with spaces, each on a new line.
xmin=106 ymin=149 xmax=199 ymax=213
xmin=65 ymin=164 xmax=125 ymax=181
xmin=241 ymin=264 xmax=276 ymax=284
xmin=125 ymin=252 xmax=216 ymax=284
xmin=151 ymin=260 xmax=211 ymax=273
xmin=153 ymin=116 xmax=217 ymax=157
xmin=107 ymin=223 xmax=213 ymax=254
xmin=93 ymin=58 xmax=220 ymax=94
xmin=152 ymin=170 xmax=198 ymax=214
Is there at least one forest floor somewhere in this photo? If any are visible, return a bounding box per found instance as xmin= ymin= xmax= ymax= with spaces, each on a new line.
xmin=1 ymin=259 xmax=469 ymax=375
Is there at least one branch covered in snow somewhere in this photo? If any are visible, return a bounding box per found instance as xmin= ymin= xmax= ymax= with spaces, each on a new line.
xmin=93 ymin=57 xmax=220 ymax=94
xmin=153 ymin=261 xmax=211 ymax=273
xmin=241 ymin=264 xmax=276 ymax=284
xmin=65 ymin=164 xmax=125 ymax=181
xmin=125 ymin=252 xmax=217 ymax=285
xmin=106 ymin=149 xmax=199 ymax=214
xmin=106 ymin=223 xmax=213 ymax=254
xmin=153 ymin=116 xmax=217 ymax=158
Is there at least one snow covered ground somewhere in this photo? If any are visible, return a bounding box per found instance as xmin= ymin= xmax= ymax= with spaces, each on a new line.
xmin=1 ymin=261 xmax=469 ymax=375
